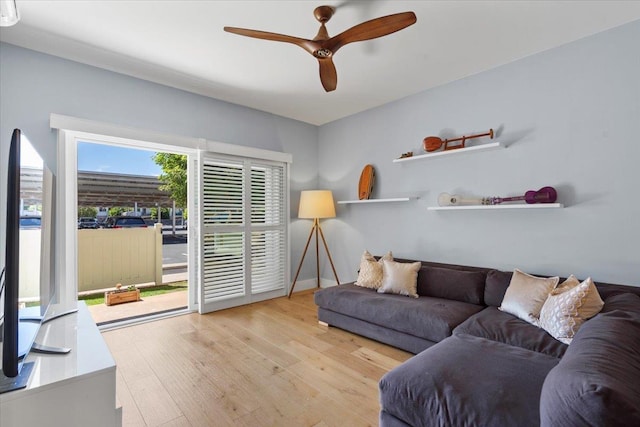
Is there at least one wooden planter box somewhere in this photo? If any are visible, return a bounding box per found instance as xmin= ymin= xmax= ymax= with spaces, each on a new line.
xmin=105 ymin=289 xmax=140 ymax=306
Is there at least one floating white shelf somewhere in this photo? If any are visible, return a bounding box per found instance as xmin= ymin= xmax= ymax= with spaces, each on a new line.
xmin=393 ymin=142 xmax=503 ymax=163
xmin=337 ymin=197 xmax=417 ymax=205
xmin=427 ymin=203 xmax=564 ymax=211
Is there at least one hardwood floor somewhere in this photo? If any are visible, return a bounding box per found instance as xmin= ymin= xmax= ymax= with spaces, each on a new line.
xmin=102 ymin=290 xmax=412 ymax=427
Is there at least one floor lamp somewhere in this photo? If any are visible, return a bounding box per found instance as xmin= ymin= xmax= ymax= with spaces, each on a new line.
xmin=289 ymin=190 xmax=340 ymax=298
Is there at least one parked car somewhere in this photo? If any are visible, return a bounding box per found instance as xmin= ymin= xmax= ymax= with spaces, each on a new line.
xmin=78 ymin=217 xmax=98 ymax=229
xmin=20 ymin=216 xmax=41 ymax=229
xmin=103 ymin=216 xmax=148 ymax=228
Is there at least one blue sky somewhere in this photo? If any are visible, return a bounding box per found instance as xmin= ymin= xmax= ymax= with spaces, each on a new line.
xmin=77 ymin=142 xmax=161 ymax=176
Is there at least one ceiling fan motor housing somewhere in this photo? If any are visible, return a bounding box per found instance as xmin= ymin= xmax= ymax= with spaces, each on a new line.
xmin=314 ymin=6 xmax=336 ymax=23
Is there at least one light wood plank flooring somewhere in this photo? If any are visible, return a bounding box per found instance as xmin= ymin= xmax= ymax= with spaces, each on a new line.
xmin=102 ymin=290 xmax=412 ymax=427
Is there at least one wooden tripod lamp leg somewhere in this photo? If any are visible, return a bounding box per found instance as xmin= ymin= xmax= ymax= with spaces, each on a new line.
xmin=288 ymin=221 xmax=316 ymax=298
xmin=314 ymin=218 xmax=320 ymax=289
xmin=317 ymin=223 xmax=340 ymax=285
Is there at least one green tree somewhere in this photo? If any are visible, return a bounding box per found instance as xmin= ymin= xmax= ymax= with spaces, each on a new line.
xmin=108 ymin=207 xmax=133 ymax=217
xmin=153 ymin=153 xmax=187 ymax=208
xmin=150 ymin=207 xmax=170 ymax=220
xmin=77 ymin=206 xmax=98 ymax=219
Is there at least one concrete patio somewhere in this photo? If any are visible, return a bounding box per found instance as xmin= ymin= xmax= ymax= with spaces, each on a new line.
xmin=86 ymin=266 xmax=189 ymax=324
xmin=87 ymin=289 xmax=188 ymax=324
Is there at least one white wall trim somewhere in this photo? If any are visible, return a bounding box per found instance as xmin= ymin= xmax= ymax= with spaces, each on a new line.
xmin=49 ymin=113 xmax=293 ymax=163
xmin=54 ymin=128 xmax=200 ymax=310
xmin=202 ymin=139 xmax=292 ymax=164
xmin=291 ymin=278 xmax=338 ymax=294
xmin=98 ymin=308 xmax=195 ymax=332
xmin=54 ymin=130 xmax=78 ymax=306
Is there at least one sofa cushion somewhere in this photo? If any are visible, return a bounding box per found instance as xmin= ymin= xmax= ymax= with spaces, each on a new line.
xmin=600 ymin=291 xmax=640 ymax=314
xmin=379 ymin=334 xmax=559 ymax=427
xmin=318 ymin=307 xmax=436 ymax=354
xmin=380 ymin=410 xmax=412 ymax=427
xmin=540 ymin=293 xmax=640 ymax=427
xmin=499 ymin=269 xmax=559 ymax=324
xmin=454 ymin=307 xmax=568 ymax=358
xmin=596 ymin=282 xmax=640 ymax=300
xmin=314 ymin=284 xmax=484 ymax=343
xmin=416 ymin=265 xmax=486 ymax=305
xmin=484 ymin=269 xmax=513 ymax=307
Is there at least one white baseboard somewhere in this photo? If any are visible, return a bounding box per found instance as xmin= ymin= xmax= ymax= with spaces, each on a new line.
xmin=290 ymin=278 xmax=339 ymax=294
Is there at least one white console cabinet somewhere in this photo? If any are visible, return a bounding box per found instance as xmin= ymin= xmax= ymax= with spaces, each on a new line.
xmin=0 ymin=302 xmax=121 ymax=427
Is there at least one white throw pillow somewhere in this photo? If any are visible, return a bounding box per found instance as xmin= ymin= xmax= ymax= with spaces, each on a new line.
xmin=354 ymin=250 xmax=393 ymax=290
xmin=499 ymin=269 xmax=559 ymax=324
xmin=377 ymin=260 xmax=421 ymax=298
xmin=539 ymin=276 xmax=604 ymax=344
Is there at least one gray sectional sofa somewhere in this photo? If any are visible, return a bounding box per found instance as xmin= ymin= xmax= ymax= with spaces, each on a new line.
xmin=313 ymin=259 xmax=640 ymax=427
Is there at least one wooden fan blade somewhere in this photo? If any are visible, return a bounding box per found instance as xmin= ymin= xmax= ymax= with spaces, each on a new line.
xmin=318 ymin=57 xmax=337 ymax=92
xmin=325 ymin=12 xmax=416 ymax=53
xmin=224 ymin=27 xmax=319 ymax=55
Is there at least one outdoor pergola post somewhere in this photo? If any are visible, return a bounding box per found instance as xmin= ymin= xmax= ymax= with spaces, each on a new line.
xmin=172 ymin=200 xmax=177 ymax=236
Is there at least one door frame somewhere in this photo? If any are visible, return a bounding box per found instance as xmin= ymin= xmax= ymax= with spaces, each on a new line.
xmin=50 ymin=114 xmax=292 ymax=315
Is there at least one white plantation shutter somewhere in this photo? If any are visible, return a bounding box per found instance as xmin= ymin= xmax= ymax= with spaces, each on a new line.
xmin=250 ymin=164 xmax=286 ymax=294
xmin=203 ymin=161 xmax=244 ymax=227
xmin=199 ymin=155 xmax=288 ymax=312
xmin=202 ymin=232 xmax=245 ymax=300
xmin=201 ymin=159 xmax=246 ymax=304
xmin=189 ymin=156 xmax=200 ymax=302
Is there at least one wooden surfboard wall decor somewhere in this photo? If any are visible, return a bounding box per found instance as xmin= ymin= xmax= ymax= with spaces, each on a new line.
xmin=359 ymin=164 xmax=375 ymax=200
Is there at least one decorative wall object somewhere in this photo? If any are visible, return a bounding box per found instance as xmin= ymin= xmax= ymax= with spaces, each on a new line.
xmin=438 ymin=186 xmax=558 ymax=207
xmin=423 ymin=128 xmax=494 ymax=152
xmin=358 ymin=164 xmax=375 ymax=200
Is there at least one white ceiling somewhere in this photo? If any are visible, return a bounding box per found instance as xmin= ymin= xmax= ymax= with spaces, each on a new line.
xmin=1 ymin=1 xmax=640 ymax=125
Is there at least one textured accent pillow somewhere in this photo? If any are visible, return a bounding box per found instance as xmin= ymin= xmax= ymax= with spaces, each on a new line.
xmin=377 ymin=260 xmax=421 ymax=298
xmin=499 ymin=269 xmax=559 ymax=324
xmin=354 ymin=250 xmax=393 ymax=289
xmin=539 ymin=276 xmax=604 ymax=344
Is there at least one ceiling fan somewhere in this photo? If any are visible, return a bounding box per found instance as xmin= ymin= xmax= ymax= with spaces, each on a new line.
xmin=224 ymin=5 xmax=417 ymax=92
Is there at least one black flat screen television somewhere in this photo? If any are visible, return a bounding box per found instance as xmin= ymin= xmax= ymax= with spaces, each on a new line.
xmin=2 ymin=128 xmax=23 ymax=379
xmin=0 ymin=128 xmax=54 ymax=393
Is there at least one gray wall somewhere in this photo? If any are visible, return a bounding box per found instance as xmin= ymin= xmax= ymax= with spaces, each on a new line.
xmin=2 ymin=19 xmax=639 ymax=289
xmin=318 ymin=20 xmax=640 ymax=286
xmin=0 ymin=42 xmax=319 ymax=280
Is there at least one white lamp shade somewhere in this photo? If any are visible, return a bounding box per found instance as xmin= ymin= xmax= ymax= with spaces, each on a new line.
xmin=298 ymin=190 xmax=336 ymax=219
xmin=0 ymin=0 xmax=20 ymax=27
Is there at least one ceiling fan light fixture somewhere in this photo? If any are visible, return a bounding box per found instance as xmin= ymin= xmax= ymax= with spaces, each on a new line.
xmin=0 ymin=0 xmax=20 ymax=27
